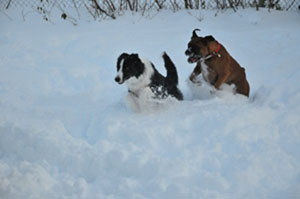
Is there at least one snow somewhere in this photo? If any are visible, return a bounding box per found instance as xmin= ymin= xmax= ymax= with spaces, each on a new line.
xmin=1 ymin=8 xmax=300 ymax=199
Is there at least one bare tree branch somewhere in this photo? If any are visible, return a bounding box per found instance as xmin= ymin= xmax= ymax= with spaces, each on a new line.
xmin=126 ymin=0 xmax=134 ymax=10
xmin=84 ymin=2 xmax=97 ymax=20
xmin=228 ymin=0 xmax=237 ymax=11
xmin=286 ymin=0 xmax=296 ymax=11
xmin=91 ymin=0 xmax=116 ymax=19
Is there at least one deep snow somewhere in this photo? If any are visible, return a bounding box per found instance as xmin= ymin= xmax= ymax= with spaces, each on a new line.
xmin=0 ymin=8 xmax=300 ymax=199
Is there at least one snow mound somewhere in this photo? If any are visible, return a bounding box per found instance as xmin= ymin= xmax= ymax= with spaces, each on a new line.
xmin=0 ymin=8 xmax=300 ymax=199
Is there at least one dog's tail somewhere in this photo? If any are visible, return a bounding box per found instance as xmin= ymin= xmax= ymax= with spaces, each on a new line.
xmin=162 ymin=52 xmax=179 ymax=86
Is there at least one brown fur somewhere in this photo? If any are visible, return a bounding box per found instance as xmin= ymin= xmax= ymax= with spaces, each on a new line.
xmin=187 ymin=32 xmax=250 ymax=97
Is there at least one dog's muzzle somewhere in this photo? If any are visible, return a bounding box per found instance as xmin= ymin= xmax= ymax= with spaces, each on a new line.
xmin=188 ymin=55 xmax=202 ymax=63
xmin=185 ymin=48 xmax=192 ymax=56
xmin=185 ymin=47 xmax=202 ymax=63
xmin=115 ymin=76 xmax=124 ymax=84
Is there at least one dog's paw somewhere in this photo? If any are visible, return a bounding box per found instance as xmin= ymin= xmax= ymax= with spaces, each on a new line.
xmin=192 ymin=80 xmax=202 ymax=86
xmin=189 ymin=75 xmax=202 ymax=85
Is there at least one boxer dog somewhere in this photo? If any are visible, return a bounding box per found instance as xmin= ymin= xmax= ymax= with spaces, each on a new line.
xmin=185 ymin=29 xmax=250 ymax=97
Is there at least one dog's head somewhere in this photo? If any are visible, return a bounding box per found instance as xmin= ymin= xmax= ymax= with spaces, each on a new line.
xmin=185 ymin=29 xmax=216 ymax=63
xmin=115 ymin=53 xmax=145 ymax=84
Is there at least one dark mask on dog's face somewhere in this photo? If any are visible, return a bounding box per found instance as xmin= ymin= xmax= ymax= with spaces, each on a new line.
xmin=115 ymin=53 xmax=145 ymax=84
xmin=185 ymin=39 xmax=206 ymax=63
xmin=185 ymin=29 xmax=216 ymax=63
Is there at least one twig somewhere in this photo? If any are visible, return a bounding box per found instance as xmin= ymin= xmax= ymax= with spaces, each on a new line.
xmin=126 ymin=0 xmax=134 ymax=10
xmin=286 ymin=0 xmax=296 ymax=11
xmin=103 ymin=0 xmax=116 ymax=12
xmin=227 ymin=0 xmax=237 ymax=12
xmin=170 ymin=0 xmax=180 ymax=12
xmin=141 ymin=0 xmax=148 ymax=16
xmin=84 ymin=2 xmax=97 ymax=20
xmin=91 ymin=0 xmax=116 ymax=19
xmin=154 ymin=0 xmax=163 ymax=9
xmin=6 ymin=0 xmax=12 ymax=9
xmin=72 ymin=0 xmax=81 ymax=19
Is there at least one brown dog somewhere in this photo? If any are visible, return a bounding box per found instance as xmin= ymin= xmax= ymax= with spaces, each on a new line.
xmin=185 ymin=29 xmax=250 ymax=97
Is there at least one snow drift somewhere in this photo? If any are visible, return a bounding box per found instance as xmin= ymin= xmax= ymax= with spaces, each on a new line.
xmin=0 ymin=8 xmax=300 ymax=199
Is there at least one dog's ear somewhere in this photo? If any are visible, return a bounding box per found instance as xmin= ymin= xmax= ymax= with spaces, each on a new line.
xmin=118 ymin=53 xmax=129 ymax=60
xmin=121 ymin=52 xmax=129 ymax=56
xmin=131 ymin=54 xmax=144 ymax=74
xmin=204 ymin=35 xmax=215 ymax=42
xmin=129 ymin=54 xmax=140 ymax=63
xmin=117 ymin=53 xmax=129 ymax=68
xmin=192 ymin=29 xmax=201 ymax=38
xmin=131 ymin=53 xmax=139 ymax=59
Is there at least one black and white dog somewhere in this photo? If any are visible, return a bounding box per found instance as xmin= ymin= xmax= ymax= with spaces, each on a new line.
xmin=115 ymin=52 xmax=183 ymax=112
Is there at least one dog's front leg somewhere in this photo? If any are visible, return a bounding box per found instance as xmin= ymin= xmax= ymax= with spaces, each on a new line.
xmin=189 ymin=62 xmax=202 ymax=84
xmin=214 ymin=72 xmax=230 ymax=90
xmin=126 ymin=93 xmax=141 ymax=112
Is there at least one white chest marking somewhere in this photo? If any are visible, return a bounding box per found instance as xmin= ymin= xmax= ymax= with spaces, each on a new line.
xmin=201 ymin=61 xmax=210 ymax=82
xmin=117 ymin=58 xmax=125 ymax=82
xmin=126 ymin=58 xmax=154 ymax=93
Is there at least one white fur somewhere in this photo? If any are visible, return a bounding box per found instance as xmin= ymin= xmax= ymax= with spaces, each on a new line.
xmin=200 ymin=60 xmax=210 ymax=82
xmin=124 ymin=58 xmax=155 ymax=112
xmin=126 ymin=87 xmax=177 ymax=113
xmin=126 ymin=58 xmax=154 ymax=94
xmin=126 ymin=87 xmax=154 ymax=112
xmin=124 ymin=58 xmax=179 ymax=113
xmin=116 ymin=58 xmax=125 ymax=82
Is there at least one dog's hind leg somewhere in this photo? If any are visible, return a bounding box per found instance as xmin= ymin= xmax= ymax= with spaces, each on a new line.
xmin=236 ymin=79 xmax=250 ymax=97
xmin=162 ymin=52 xmax=179 ymax=86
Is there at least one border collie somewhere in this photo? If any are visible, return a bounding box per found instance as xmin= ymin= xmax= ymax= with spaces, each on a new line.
xmin=115 ymin=52 xmax=183 ymax=112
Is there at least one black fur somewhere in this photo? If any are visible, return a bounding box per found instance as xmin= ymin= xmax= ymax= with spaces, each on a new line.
xmin=149 ymin=53 xmax=183 ymax=100
xmin=116 ymin=53 xmax=145 ymax=83
xmin=192 ymin=28 xmax=201 ymax=38
xmin=203 ymin=35 xmax=215 ymax=43
xmin=115 ymin=52 xmax=183 ymax=101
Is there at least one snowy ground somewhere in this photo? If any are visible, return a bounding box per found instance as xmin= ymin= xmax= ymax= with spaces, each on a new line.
xmin=0 ymin=8 xmax=300 ymax=199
